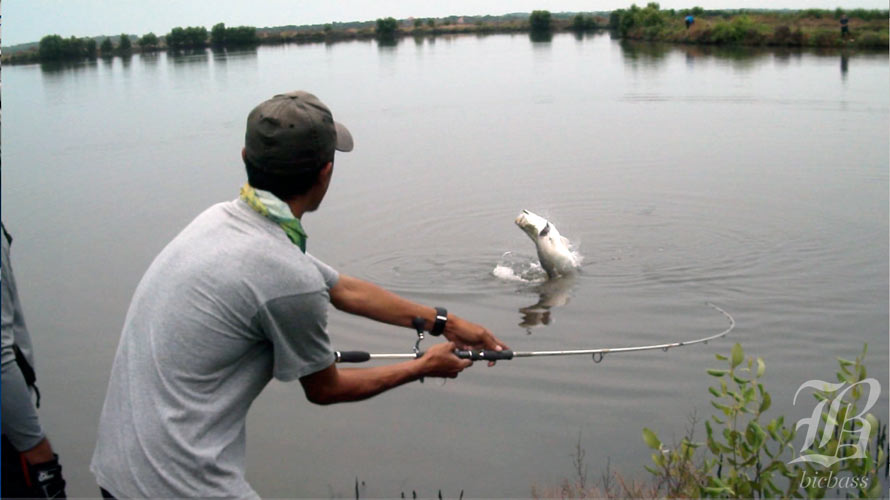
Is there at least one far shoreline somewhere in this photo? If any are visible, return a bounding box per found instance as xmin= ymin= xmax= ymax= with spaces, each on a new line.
xmin=2 ymin=7 xmax=887 ymax=66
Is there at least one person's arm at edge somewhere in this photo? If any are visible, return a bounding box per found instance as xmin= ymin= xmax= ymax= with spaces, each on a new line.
xmin=299 ymin=342 xmax=470 ymax=405
xmin=329 ymin=274 xmax=507 ymax=351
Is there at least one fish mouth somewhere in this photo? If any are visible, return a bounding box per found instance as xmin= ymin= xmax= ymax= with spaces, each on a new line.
xmin=515 ymin=209 xmax=547 ymax=239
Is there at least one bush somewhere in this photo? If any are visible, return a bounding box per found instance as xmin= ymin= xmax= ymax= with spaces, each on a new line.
xmin=808 ymin=28 xmax=841 ymax=47
xmin=644 ymin=343 xmax=886 ymax=498
xmin=854 ymin=30 xmax=890 ymax=48
xmin=375 ymin=17 xmax=398 ymax=40
xmin=711 ymin=15 xmax=760 ymax=44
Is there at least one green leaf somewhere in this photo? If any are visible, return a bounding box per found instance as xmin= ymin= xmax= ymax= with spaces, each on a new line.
xmin=707 ymin=369 xmax=729 ymax=377
xmin=711 ymin=401 xmax=732 ymax=415
xmin=642 ymin=428 xmax=661 ymax=450
xmin=865 ymin=413 xmax=879 ymax=438
xmin=866 ymin=480 xmax=882 ymax=498
xmin=732 ymin=374 xmax=750 ymax=385
xmin=756 ymin=357 xmax=766 ymax=377
xmin=715 ymin=353 xmax=728 ymax=361
xmin=708 ymin=386 xmax=722 ymax=398
xmin=743 ymin=386 xmax=756 ymax=403
xmin=731 ymin=343 xmax=744 ymax=368
xmin=652 ymin=452 xmax=664 ymax=467
xmin=759 ymin=391 xmax=772 ymax=413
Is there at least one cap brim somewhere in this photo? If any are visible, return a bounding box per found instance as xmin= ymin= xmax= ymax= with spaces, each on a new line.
xmin=334 ymin=121 xmax=354 ymax=152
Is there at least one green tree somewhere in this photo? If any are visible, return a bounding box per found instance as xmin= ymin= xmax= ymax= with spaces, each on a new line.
xmin=118 ymin=34 xmax=132 ymax=53
xmin=38 ymin=35 xmax=96 ymax=60
xmin=166 ymin=26 xmax=208 ymax=50
xmin=225 ymin=26 xmax=258 ymax=46
xmin=139 ymin=32 xmax=159 ymax=51
xmin=85 ymin=38 xmax=98 ymax=58
xmin=100 ymin=37 xmax=114 ymax=56
xmin=572 ymin=14 xmax=597 ymax=31
xmin=38 ymin=34 xmax=65 ymax=60
xmin=529 ymin=10 xmax=552 ymax=33
xmin=185 ymin=26 xmax=208 ymax=47
xmin=413 ymin=18 xmax=423 ymax=29
xmin=211 ymin=22 xmax=227 ymax=46
xmin=375 ymin=17 xmax=399 ymax=40
xmin=427 ymin=18 xmax=436 ymax=28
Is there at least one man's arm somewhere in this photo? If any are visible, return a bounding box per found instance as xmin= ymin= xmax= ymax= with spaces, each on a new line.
xmin=300 ymin=342 xmax=470 ymax=405
xmin=329 ymin=275 xmax=507 ymax=351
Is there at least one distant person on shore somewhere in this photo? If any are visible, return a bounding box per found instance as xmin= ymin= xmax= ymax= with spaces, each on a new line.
xmin=840 ymin=14 xmax=850 ymax=38
xmin=90 ymin=91 xmax=507 ymax=499
xmin=685 ymin=14 xmax=695 ymax=29
xmin=1 ymin=222 xmax=67 ymax=498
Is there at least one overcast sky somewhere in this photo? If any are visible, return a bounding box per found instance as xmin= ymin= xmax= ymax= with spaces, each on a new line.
xmin=3 ymin=0 xmax=887 ymax=46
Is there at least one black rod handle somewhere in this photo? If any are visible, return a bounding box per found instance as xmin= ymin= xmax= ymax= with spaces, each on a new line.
xmin=335 ymin=351 xmax=371 ymax=363
xmin=453 ymin=349 xmax=514 ymax=361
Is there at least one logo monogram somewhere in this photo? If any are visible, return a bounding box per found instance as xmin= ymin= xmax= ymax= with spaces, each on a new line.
xmin=789 ymin=378 xmax=880 ymax=467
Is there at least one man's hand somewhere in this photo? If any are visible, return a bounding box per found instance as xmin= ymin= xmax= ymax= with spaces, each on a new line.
xmin=300 ymin=342 xmax=472 ymax=405
xmin=420 ymin=342 xmax=472 ymax=378
xmin=443 ymin=315 xmax=506 ymax=351
xmin=443 ymin=315 xmax=508 ymax=366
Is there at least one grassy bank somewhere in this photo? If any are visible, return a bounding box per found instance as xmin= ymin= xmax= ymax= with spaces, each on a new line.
xmin=612 ymin=4 xmax=889 ymax=49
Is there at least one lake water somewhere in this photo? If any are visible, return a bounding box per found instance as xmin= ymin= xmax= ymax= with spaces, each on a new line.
xmin=2 ymin=32 xmax=888 ymax=498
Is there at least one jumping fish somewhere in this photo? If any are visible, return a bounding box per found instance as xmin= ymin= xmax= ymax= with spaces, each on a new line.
xmin=514 ymin=210 xmax=581 ymax=279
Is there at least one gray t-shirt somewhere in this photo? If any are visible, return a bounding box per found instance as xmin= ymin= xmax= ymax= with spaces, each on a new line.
xmin=1 ymin=223 xmax=46 ymax=451
xmin=91 ymin=199 xmax=339 ymax=499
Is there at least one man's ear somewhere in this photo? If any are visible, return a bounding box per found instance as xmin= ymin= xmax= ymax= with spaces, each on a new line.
xmin=241 ymin=147 xmax=247 ymax=162
xmin=320 ymin=161 xmax=334 ymax=179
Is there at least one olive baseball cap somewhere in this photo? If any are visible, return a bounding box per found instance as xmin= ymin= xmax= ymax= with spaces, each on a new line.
xmin=244 ymin=91 xmax=353 ymax=174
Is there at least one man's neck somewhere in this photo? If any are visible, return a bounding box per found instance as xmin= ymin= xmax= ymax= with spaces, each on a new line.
xmin=285 ymin=196 xmax=313 ymax=220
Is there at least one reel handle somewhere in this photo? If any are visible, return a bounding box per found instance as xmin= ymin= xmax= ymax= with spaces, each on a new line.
xmin=453 ymin=349 xmax=514 ymax=361
xmin=335 ymin=351 xmax=372 ymax=363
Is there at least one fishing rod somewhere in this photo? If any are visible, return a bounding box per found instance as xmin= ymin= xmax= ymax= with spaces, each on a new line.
xmin=335 ymin=302 xmax=735 ymax=364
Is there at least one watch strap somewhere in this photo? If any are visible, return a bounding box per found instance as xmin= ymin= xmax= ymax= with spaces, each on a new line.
xmin=430 ymin=307 xmax=448 ymax=336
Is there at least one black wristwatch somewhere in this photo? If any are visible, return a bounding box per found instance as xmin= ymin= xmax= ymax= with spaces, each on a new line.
xmin=430 ymin=307 xmax=448 ymax=336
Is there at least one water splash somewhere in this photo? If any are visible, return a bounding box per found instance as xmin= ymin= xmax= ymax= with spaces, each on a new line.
xmin=492 ymin=252 xmax=548 ymax=283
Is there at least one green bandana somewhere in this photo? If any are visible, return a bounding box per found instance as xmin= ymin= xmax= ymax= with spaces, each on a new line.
xmin=240 ymin=183 xmax=307 ymax=252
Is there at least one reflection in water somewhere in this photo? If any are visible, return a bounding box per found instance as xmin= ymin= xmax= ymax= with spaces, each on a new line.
xmin=519 ymin=276 xmax=575 ymax=332
xmin=377 ymin=38 xmax=399 ymax=50
xmin=841 ymin=52 xmax=849 ymax=80
xmin=39 ymin=59 xmax=98 ymax=76
xmin=529 ymin=31 xmax=553 ymax=43
xmin=169 ymin=48 xmax=210 ymax=65
xmin=622 ymin=40 xmax=787 ymax=71
xmin=140 ymin=52 xmax=160 ymax=67
xmin=209 ymin=46 xmax=259 ymax=60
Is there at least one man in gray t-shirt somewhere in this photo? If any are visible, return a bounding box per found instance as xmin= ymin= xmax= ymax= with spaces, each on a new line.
xmin=91 ymin=91 xmax=507 ymax=499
